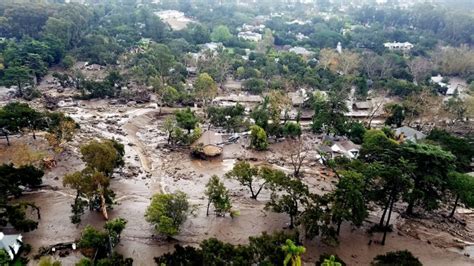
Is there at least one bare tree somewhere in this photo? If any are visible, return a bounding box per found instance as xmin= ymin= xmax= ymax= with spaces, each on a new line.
xmin=361 ymin=51 xmax=381 ymax=79
xmin=286 ymin=138 xmax=310 ymax=177
xmin=366 ymin=91 xmax=387 ymax=128
xmin=403 ymin=89 xmax=445 ymax=130
xmin=408 ymin=57 xmax=432 ymax=84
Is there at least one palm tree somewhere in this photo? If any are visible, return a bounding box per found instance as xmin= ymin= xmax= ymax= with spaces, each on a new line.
xmin=282 ymin=239 xmax=306 ymax=266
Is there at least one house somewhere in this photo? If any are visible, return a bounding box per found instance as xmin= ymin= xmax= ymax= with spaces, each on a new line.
xmin=202 ymin=42 xmax=223 ymax=51
xmin=192 ymin=131 xmax=224 ymax=157
xmin=238 ymin=31 xmax=262 ymax=42
xmin=383 ymin=42 xmax=413 ymax=51
xmin=288 ymin=89 xmax=307 ymax=106
xmin=446 ymin=84 xmax=460 ymax=96
xmin=331 ymin=140 xmax=360 ymax=159
xmin=352 ymin=101 xmax=371 ymax=111
xmin=395 ymin=126 xmax=426 ymax=142
xmin=0 ymin=232 xmax=22 ymax=260
xmin=295 ymin=33 xmax=309 ymax=41
xmin=289 ymin=47 xmax=314 ymax=57
xmin=213 ymin=94 xmax=263 ymax=109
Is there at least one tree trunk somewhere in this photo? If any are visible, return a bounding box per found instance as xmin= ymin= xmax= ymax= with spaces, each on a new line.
xmin=254 ymin=183 xmax=266 ymax=200
xmin=206 ymin=200 xmax=211 ymax=216
xmin=249 ymin=184 xmax=256 ymax=199
xmin=101 ymin=194 xmax=108 ymax=220
xmin=289 ymin=215 xmax=294 ymax=229
xmin=17 ymin=80 xmax=23 ymax=97
xmin=450 ymin=194 xmax=460 ymax=218
xmin=382 ymin=195 xmax=395 ymax=245
xmin=4 ymin=133 xmax=10 ymax=146
xmin=406 ymin=199 xmax=414 ymax=216
xmin=379 ymin=199 xmax=390 ymax=227
xmin=336 ymin=220 xmax=343 ymax=235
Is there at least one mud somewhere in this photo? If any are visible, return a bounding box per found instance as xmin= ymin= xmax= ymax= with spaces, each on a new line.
xmin=1 ymin=99 xmax=473 ymax=265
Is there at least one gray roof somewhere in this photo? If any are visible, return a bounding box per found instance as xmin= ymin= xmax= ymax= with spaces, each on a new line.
xmin=353 ymin=101 xmax=371 ymax=110
xmin=338 ymin=140 xmax=360 ymax=151
xmin=395 ymin=126 xmax=426 ymax=142
xmin=0 ymin=233 xmax=21 ymax=258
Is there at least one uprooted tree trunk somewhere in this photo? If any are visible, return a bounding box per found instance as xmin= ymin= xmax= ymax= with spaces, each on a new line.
xmin=100 ymin=193 xmax=108 ymax=220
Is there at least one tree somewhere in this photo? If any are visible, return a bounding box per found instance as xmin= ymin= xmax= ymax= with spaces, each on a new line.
xmin=64 ymin=169 xmax=114 ymax=223
xmin=225 ymin=161 xmax=268 ymax=200
xmin=80 ymin=139 xmax=124 ymax=177
xmin=78 ymin=218 xmax=131 ymax=264
xmin=0 ymin=164 xmax=43 ymax=232
xmin=445 ymin=96 xmax=468 ymax=123
xmin=78 ymin=225 xmax=109 ymax=250
xmin=347 ymin=121 xmax=366 ymax=144
xmin=321 ymin=255 xmax=343 ymax=266
xmin=282 ymin=122 xmax=302 ymax=138
xmin=155 ymin=231 xmax=297 ymax=265
xmin=145 ymin=191 xmax=190 ymax=237
xmin=319 ymin=49 xmax=360 ymax=75
xmin=38 ymin=256 xmax=62 ymax=266
xmin=207 ymin=104 xmax=245 ymax=133
xmin=426 ymin=129 xmax=474 ymax=172
xmin=384 ymin=103 xmax=405 ymax=127
xmin=312 ymin=90 xmax=348 ymax=135
xmin=371 ymin=250 xmax=422 ymax=266
xmin=447 ymin=172 xmax=474 ymax=218
xmin=194 ymin=73 xmax=217 ymax=107
xmin=104 ymin=218 xmax=127 ymax=246
xmin=407 ymin=57 xmax=432 ymax=84
xmin=250 ymin=125 xmax=268 ymax=151
xmin=162 ymin=116 xmax=176 ymax=144
xmin=0 ymin=102 xmax=45 ymax=142
xmin=205 ymin=175 xmax=233 ymax=217
xmin=285 ymin=138 xmax=309 ymax=177
xmin=243 ymin=78 xmax=266 ymax=94
xmin=44 ymin=112 xmax=77 ymax=153
xmin=175 ymin=108 xmax=198 ymax=134
xmin=159 ymin=86 xmax=180 ymax=106
xmin=266 ymin=173 xmax=309 ymax=228
xmin=282 ymin=239 xmax=306 ymax=266
xmin=401 ymin=143 xmax=455 ymax=215
xmin=331 ymin=171 xmax=368 ymax=235
xmin=3 ymin=66 xmax=34 ymax=97
xmin=211 ymin=25 xmax=232 ymax=42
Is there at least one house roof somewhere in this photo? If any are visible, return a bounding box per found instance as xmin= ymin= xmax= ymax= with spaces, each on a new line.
xmin=395 ymin=126 xmax=426 ymax=141
xmin=214 ymin=94 xmax=263 ymax=103
xmin=193 ymin=131 xmax=223 ymax=147
xmin=0 ymin=233 xmax=22 ymax=259
xmin=289 ymin=46 xmax=313 ymax=56
xmin=288 ymin=91 xmax=305 ymax=105
xmin=353 ymin=101 xmax=371 ymax=109
xmin=338 ymin=140 xmax=360 ymax=151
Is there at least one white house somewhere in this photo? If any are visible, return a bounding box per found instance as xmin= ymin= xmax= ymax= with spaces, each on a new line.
xmin=384 ymin=42 xmax=413 ymax=51
xmin=0 ymin=232 xmax=22 ymax=260
xmin=289 ymin=47 xmax=314 ymax=57
xmin=331 ymin=140 xmax=360 ymax=159
xmin=238 ymin=31 xmax=262 ymax=42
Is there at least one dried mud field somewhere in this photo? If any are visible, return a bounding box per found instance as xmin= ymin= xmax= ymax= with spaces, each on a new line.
xmin=1 ymin=99 xmax=473 ymax=265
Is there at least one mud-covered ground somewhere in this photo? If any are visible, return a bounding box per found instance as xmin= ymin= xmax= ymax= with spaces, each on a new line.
xmin=0 ymin=95 xmax=473 ymax=265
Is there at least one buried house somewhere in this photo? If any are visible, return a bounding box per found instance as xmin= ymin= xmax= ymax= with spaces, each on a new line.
xmin=191 ymin=131 xmax=224 ymax=158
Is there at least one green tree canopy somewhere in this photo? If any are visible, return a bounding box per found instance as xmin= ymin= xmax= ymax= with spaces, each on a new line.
xmin=145 ymin=191 xmax=190 ymax=237
xmin=210 ymin=25 xmax=232 ymax=42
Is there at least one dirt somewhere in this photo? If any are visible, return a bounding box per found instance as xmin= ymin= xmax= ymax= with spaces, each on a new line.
xmin=1 ymin=97 xmax=473 ymax=265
